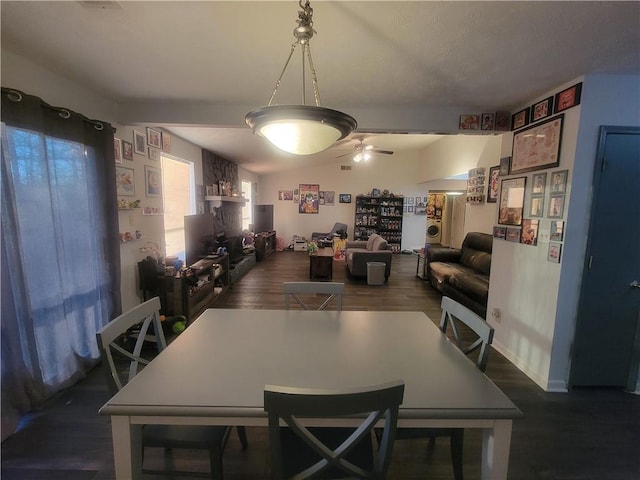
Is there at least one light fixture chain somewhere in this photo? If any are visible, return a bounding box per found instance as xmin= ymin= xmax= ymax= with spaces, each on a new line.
xmin=305 ymin=44 xmax=322 ymax=107
xmin=267 ymin=42 xmax=298 ymax=106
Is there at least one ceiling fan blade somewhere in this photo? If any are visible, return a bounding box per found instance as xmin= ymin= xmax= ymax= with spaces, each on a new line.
xmin=372 ymin=149 xmax=394 ymax=155
xmin=336 ymin=151 xmax=354 ymax=158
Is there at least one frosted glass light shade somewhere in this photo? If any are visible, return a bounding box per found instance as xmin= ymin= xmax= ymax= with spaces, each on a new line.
xmin=245 ymin=105 xmax=357 ymax=155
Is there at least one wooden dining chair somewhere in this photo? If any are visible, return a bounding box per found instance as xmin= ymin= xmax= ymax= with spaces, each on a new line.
xmin=264 ymin=380 xmax=405 ymax=480
xmin=389 ymin=296 xmax=495 ymax=480
xmin=283 ymin=281 xmax=345 ymax=311
xmin=96 ymin=297 xmax=247 ymax=478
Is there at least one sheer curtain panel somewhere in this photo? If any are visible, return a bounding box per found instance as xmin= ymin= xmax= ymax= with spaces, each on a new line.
xmin=1 ymin=88 xmax=121 ymax=439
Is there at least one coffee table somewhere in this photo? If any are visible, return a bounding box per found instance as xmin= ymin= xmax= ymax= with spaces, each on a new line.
xmin=309 ymin=247 xmax=334 ymax=279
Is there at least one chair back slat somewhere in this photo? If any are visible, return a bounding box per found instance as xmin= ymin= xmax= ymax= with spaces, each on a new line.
xmin=439 ymin=296 xmax=494 ymax=371
xmin=283 ymin=282 xmax=345 ymax=311
xmin=96 ymin=297 xmax=166 ymax=395
xmin=265 ymin=380 xmax=404 ymax=480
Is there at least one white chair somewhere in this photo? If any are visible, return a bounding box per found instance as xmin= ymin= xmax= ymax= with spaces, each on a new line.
xmin=389 ymin=296 xmax=495 ymax=480
xmin=96 ymin=297 xmax=247 ymax=478
xmin=283 ymin=281 xmax=345 ymax=311
xmin=264 ymin=380 xmax=405 ymax=479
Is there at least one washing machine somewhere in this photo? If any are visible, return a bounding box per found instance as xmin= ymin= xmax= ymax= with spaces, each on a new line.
xmin=426 ymin=219 xmax=442 ymax=244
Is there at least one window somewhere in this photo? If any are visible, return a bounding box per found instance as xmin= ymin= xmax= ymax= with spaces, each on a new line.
xmin=241 ymin=179 xmax=252 ymax=230
xmin=161 ymin=155 xmax=194 ymax=260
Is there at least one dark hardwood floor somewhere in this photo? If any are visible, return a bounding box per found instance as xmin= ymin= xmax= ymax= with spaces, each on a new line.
xmin=2 ymin=250 xmax=639 ymax=479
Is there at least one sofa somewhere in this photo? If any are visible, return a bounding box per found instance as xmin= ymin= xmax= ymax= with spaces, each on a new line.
xmin=426 ymin=232 xmax=493 ymax=318
xmin=345 ymin=233 xmax=393 ymax=281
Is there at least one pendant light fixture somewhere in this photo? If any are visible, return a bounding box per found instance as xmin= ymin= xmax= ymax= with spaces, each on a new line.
xmin=245 ymin=0 xmax=357 ymax=155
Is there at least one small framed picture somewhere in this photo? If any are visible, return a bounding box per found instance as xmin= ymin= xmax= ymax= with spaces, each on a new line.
xmin=481 ymin=113 xmax=495 ymax=131
xmin=530 ymin=196 xmax=544 ymax=217
xmin=114 ymin=138 xmax=122 ymax=164
xmin=506 ymin=227 xmax=521 ymax=242
xmin=531 ymin=96 xmax=554 ymax=123
xmin=498 ymin=176 xmax=526 ymax=226
xmin=148 ymin=148 xmax=160 ymax=161
xmin=487 ymin=166 xmax=500 ymax=203
xmin=548 ymin=242 xmax=562 ymax=263
xmin=339 ymin=193 xmax=351 ymax=203
xmin=122 ymin=140 xmax=133 ymax=161
xmin=532 ymin=172 xmax=547 ymax=195
xmin=554 ymin=82 xmax=582 ymax=113
xmin=512 ymin=107 xmax=530 ymax=130
xmin=550 ymin=220 xmax=564 ymax=242
xmin=459 ymin=115 xmax=479 ymax=130
xmin=146 ymin=127 xmax=162 ymax=148
xmin=520 ymin=219 xmax=539 ymax=246
xmin=415 ymin=196 xmax=423 ymax=206
xmin=494 ymin=111 xmax=511 ymax=131
xmin=162 ymin=132 xmax=172 ymax=152
xmin=550 ymin=169 xmax=568 ymax=194
xmin=548 ymin=194 xmax=565 ymax=218
xmin=133 ymin=130 xmax=146 ymax=155
xmin=408 ymin=205 xmax=414 ymax=213
xmin=499 ymin=156 xmax=511 ymax=176
xmin=145 ymin=165 xmax=162 ymax=197
xmin=407 ymin=197 xmax=414 ymax=205
xmin=206 ymin=184 xmax=218 ymax=197
xmin=116 ymin=166 xmax=135 ymax=196
xmin=493 ymin=226 xmax=506 ymax=239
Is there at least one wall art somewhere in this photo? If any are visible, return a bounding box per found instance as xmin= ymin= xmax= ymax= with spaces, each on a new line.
xmin=554 ymin=82 xmax=582 ymax=113
xmin=548 ymin=194 xmax=565 ymax=218
xmin=530 ymin=196 xmax=544 ymax=217
xmin=161 ymin=131 xmax=172 ymax=152
xmin=550 ymin=169 xmax=568 ymax=194
xmin=133 ymin=130 xmax=146 ymax=155
xmin=145 ymin=165 xmax=162 ymax=197
xmin=531 ymin=96 xmax=554 ymax=123
xmin=520 ymin=219 xmax=539 ymax=246
xmin=122 ymin=140 xmax=133 ymax=161
xmin=494 ymin=111 xmax=511 ymax=131
xmin=487 ymin=165 xmax=500 ymax=203
xmin=299 ymin=184 xmax=319 ymax=214
xmin=511 ymin=114 xmax=563 ymax=174
xmin=459 ymin=114 xmax=479 ymax=130
xmin=512 ymin=107 xmax=530 ymax=130
xmin=498 ymin=176 xmax=526 ymax=225
xmin=278 ymin=190 xmax=293 ymax=201
xmin=506 ymin=227 xmax=521 ymax=242
xmin=481 ymin=113 xmax=495 ymax=130
xmin=114 ymin=138 xmax=122 ymax=164
xmin=499 ymin=156 xmax=511 ymax=175
xmin=532 ymin=172 xmax=547 ymax=195
xmin=550 ymin=220 xmax=564 ymax=241
xmin=548 ymin=242 xmax=562 ymax=263
xmin=116 ymin=166 xmax=135 ymax=196
xmin=339 ymin=193 xmax=352 ymax=203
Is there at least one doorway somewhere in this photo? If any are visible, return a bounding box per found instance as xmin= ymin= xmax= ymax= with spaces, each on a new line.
xmin=569 ymin=126 xmax=640 ymax=389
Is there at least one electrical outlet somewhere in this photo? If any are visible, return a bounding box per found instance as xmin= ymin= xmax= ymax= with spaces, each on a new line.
xmin=491 ymin=307 xmax=501 ymax=322
xmin=538 ymin=231 xmax=550 ymax=243
xmin=129 ymin=214 xmax=135 ymax=226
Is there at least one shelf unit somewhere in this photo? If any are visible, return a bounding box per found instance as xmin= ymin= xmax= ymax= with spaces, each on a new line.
xmin=354 ymin=195 xmax=404 ymax=253
xmin=160 ymin=254 xmax=230 ymax=323
xmin=254 ymin=231 xmax=276 ymax=261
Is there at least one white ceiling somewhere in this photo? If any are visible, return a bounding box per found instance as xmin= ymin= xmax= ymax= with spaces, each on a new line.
xmin=2 ymin=1 xmax=639 ymax=174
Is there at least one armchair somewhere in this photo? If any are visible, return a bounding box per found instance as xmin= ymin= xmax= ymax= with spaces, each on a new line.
xmin=311 ymin=222 xmax=348 ymax=244
xmin=345 ymin=233 xmax=393 ymax=281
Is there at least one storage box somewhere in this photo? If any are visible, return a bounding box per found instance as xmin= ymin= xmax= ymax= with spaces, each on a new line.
xmin=293 ymin=241 xmax=307 ymax=252
xmin=367 ymin=262 xmax=386 ymax=286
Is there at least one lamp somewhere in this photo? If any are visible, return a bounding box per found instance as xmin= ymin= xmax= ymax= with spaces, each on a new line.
xmin=245 ymin=0 xmax=356 ymax=155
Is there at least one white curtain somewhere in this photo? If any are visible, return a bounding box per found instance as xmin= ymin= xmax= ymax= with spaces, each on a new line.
xmin=1 ymin=89 xmax=120 ymax=438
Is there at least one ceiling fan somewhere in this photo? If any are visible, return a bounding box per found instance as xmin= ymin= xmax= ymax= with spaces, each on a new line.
xmin=336 ymin=139 xmax=394 ymax=162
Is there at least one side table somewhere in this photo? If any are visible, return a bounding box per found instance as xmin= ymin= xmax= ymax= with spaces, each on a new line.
xmin=309 ymin=248 xmax=334 ymax=280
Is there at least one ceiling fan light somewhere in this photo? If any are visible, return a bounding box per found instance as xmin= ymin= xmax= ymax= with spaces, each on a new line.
xmin=353 ymin=152 xmax=363 ymax=163
xmin=246 ymin=105 xmax=356 ymax=155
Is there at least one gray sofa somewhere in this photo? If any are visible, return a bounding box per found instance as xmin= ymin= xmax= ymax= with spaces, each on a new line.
xmin=345 ymin=233 xmax=393 ymax=281
xmin=426 ymin=232 xmax=493 ymax=318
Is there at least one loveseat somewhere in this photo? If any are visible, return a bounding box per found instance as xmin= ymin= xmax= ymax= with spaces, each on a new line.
xmin=426 ymin=232 xmax=493 ymax=318
xmin=345 ymin=233 xmax=393 ymax=281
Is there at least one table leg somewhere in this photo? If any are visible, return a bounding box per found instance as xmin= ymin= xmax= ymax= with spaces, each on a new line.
xmin=111 ymin=416 xmax=142 ymax=480
xmin=481 ymin=419 xmax=512 ymax=480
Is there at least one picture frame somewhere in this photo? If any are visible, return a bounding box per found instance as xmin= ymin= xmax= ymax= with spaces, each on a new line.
xmin=145 ymin=165 xmax=162 ymax=197
xmin=122 ymin=140 xmax=133 ymax=161
xmin=415 ymin=196 xmax=423 ymax=206
xmin=146 ymin=127 xmax=161 ymax=148
xmin=499 ymin=156 xmax=511 ymax=176
xmin=548 ymin=194 xmax=565 ymax=218
xmin=114 ymin=138 xmax=122 ymax=164
xmin=487 ymin=165 xmax=500 ymax=203
xmin=278 ymin=190 xmax=293 ymax=201
xmin=493 ymin=226 xmax=506 ymax=239
xmin=554 ymin=82 xmax=582 ymax=113
xmin=324 ymin=191 xmax=335 ymax=206
xmin=549 ymin=169 xmax=568 ymax=194
xmin=459 ymin=114 xmax=479 ymax=130
xmin=408 ymin=205 xmax=414 ymax=213
xmin=550 ymin=220 xmax=564 ymax=242
xmin=512 ymin=107 xmax=530 ymax=130
xmin=407 ymin=197 xmax=414 ymax=205
xmin=115 ymin=166 xmax=135 ymax=196
xmin=548 ymin=242 xmax=562 ymax=263
xmin=498 ymin=176 xmax=526 ymax=226
xmin=520 ymin=219 xmax=539 ymax=246
xmin=530 ymin=196 xmax=544 ymax=217
xmin=494 ymin=111 xmax=511 ymax=131
xmin=531 ymin=96 xmax=554 ymax=123
xmin=481 ymin=113 xmax=495 ymax=131
xmin=161 ymin=131 xmax=172 ymax=152
xmin=532 ymin=172 xmax=547 ymax=195
xmin=511 ymin=114 xmax=563 ymax=174
xmin=148 ymin=148 xmax=160 ymax=161
xmin=299 ymin=184 xmax=319 ymax=214
xmin=206 ymin=184 xmax=218 ymax=197
xmin=506 ymin=227 xmax=521 ymax=242
xmin=339 ymin=193 xmax=351 ymax=204
xmin=133 ymin=130 xmax=146 ymax=155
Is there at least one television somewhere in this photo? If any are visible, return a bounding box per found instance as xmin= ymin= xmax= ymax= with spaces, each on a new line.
xmin=253 ymin=204 xmax=274 ymax=234
xmin=184 ymin=213 xmax=215 ymax=267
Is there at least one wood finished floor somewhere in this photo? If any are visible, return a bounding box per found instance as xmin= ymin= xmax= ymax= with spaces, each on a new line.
xmin=2 ymin=250 xmax=639 ymax=479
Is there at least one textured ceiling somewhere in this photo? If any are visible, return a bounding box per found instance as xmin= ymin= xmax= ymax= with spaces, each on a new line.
xmin=2 ymin=1 xmax=639 ymax=173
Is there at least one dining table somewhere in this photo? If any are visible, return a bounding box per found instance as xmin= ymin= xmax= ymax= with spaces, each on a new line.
xmin=100 ymin=309 xmax=521 ymax=479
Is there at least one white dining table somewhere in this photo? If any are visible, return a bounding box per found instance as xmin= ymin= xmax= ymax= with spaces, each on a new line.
xmin=100 ymin=309 xmax=521 ymax=479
